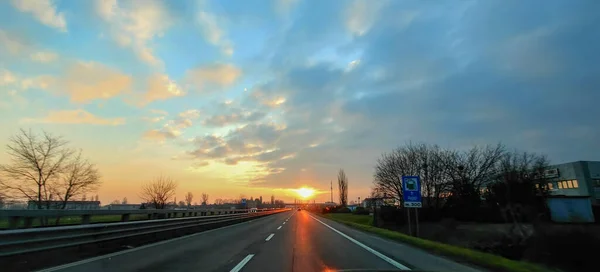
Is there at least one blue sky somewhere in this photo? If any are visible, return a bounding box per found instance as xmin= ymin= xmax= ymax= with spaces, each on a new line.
xmin=0 ymin=0 xmax=598 ymax=204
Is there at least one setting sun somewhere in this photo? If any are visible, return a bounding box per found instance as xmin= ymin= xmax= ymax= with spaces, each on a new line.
xmin=295 ymin=187 xmax=315 ymax=199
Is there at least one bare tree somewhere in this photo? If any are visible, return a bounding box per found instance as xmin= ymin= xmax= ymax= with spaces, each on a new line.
xmin=121 ymin=197 xmax=128 ymax=204
xmin=338 ymin=169 xmax=348 ymax=206
xmin=140 ymin=176 xmax=178 ymax=209
xmin=178 ymin=200 xmax=186 ymax=208
xmin=270 ymin=195 xmax=275 ymax=205
xmin=185 ymin=192 xmax=193 ymax=207
xmin=486 ymin=151 xmax=550 ymax=241
xmin=51 ymin=150 xmax=101 ymax=209
xmin=373 ymin=142 xmax=504 ymax=210
xmin=0 ymin=129 xmax=78 ymax=209
xmin=214 ymin=198 xmax=223 ymax=205
xmin=201 ymin=193 xmax=209 ymax=205
xmin=111 ymin=199 xmax=120 ymax=205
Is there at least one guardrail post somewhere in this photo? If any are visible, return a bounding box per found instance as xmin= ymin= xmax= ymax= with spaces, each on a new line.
xmin=194 ymin=212 xmax=198 ymax=216
xmin=121 ymin=214 xmax=130 ymax=222
xmin=148 ymin=214 xmax=153 ymax=219
xmin=8 ymin=216 xmax=20 ymax=229
xmin=82 ymin=214 xmax=91 ymax=224
xmin=23 ymin=217 xmax=33 ymax=228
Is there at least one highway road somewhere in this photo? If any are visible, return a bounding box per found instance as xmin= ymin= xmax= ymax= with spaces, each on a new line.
xmin=41 ymin=210 xmax=485 ymax=272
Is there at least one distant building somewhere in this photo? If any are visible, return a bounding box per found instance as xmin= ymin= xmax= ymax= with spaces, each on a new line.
xmin=27 ymin=200 xmax=101 ymax=210
xmin=361 ymin=198 xmax=381 ymax=208
xmin=103 ymin=204 xmax=142 ymax=210
xmin=541 ymin=161 xmax=600 ymax=222
xmin=542 ymin=161 xmax=600 ymax=202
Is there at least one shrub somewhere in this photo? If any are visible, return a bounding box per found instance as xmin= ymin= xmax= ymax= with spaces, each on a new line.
xmin=336 ymin=207 xmax=351 ymax=213
xmin=353 ymin=206 xmax=370 ymax=215
xmin=524 ymin=226 xmax=600 ymax=271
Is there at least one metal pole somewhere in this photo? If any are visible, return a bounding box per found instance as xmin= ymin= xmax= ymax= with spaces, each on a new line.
xmin=330 ymin=180 xmax=333 ymax=203
xmin=415 ymin=208 xmax=419 ymax=237
xmin=407 ymin=207 xmax=412 ymax=236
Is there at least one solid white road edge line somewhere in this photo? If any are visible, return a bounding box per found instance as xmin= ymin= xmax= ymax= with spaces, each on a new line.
xmin=277 ymin=226 xmax=282 ymax=230
xmin=265 ymin=233 xmax=275 ymax=241
xmin=307 ymin=214 xmax=411 ymax=271
xmin=283 ymin=222 xmax=286 ymax=224
xmin=230 ymin=254 xmax=255 ymax=272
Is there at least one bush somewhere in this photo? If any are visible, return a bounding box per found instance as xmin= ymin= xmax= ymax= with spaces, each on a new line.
xmin=524 ymin=226 xmax=600 ymax=271
xmin=336 ymin=207 xmax=351 ymax=213
xmin=353 ymin=206 xmax=370 ymax=215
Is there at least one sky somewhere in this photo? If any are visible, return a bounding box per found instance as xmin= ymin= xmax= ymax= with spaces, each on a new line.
xmin=0 ymin=0 xmax=598 ymax=205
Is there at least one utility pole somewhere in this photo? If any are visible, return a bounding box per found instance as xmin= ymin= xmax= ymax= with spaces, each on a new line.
xmin=330 ymin=180 xmax=333 ymax=203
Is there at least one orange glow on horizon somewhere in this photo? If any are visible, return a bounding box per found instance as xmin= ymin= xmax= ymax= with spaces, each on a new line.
xmin=295 ymin=187 xmax=316 ymax=199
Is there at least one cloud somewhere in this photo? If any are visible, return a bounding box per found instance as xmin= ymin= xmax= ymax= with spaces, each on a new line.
xmin=0 ymin=69 xmax=18 ymax=86
xmin=184 ymin=64 xmax=242 ymax=93
xmin=203 ymin=111 xmax=266 ymax=127
xmin=140 ymin=74 xmax=185 ymax=105
xmin=150 ymin=109 xmax=169 ymax=115
xmin=30 ymin=51 xmax=58 ymax=63
xmin=143 ymin=129 xmax=179 ymax=142
xmin=344 ymin=0 xmax=386 ymax=36
xmin=197 ymin=11 xmax=233 ymax=56
xmin=23 ymin=109 xmax=125 ymax=125
xmin=179 ymin=109 xmax=200 ymax=119
xmin=274 ymin=0 xmax=299 ymax=17
xmin=94 ymin=0 xmax=171 ymax=66
xmin=61 ymin=61 xmax=132 ymax=103
xmin=10 ymin=0 xmax=67 ymax=32
xmin=8 ymin=60 xmax=130 ymax=103
xmin=190 ymin=123 xmax=285 ymax=161
xmin=143 ymin=109 xmax=201 ymax=141
xmin=181 ymin=0 xmax=598 ymax=189
xmin=0 ymin=29 xmax=31 ymax=55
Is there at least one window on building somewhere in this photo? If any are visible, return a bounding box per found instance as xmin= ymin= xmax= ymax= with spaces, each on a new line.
xmin=567 ymin=180 xmax=574 ymax=188
xmin=594 ymin=179 xmax=600 ymax=187
xmin=558 ymin=181 xmax=563 ymax=189
xmin=572 ymin=180 xmax=579 ymax=188
xmin=547 ymin=183 xmax=554 ymax=189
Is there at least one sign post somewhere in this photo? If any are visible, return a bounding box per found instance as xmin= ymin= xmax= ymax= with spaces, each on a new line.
xmin=402 ymin=176 xmax=422 ymax=236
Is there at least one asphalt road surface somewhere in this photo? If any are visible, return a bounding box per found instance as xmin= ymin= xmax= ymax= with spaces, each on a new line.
xmin=41 ymin=210 xmax=485 ymax=272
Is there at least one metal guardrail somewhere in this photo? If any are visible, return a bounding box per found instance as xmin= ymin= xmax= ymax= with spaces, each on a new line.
xmin=0 ymin=208 xmax=275 ymax=229
xmin=0 ymin=208 xmax=287 ymax=258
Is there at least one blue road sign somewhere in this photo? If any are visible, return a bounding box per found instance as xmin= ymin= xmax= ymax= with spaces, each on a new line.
xmin=402 ymin=176 xmax=422 ymax=208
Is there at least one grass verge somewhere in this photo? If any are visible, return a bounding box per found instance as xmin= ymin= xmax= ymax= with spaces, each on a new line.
xmin=322 ymin=213 xmax=557 ymax=272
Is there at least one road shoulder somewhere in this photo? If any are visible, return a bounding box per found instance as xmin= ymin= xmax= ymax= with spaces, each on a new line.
xmin=315 ymin=213 xmax=488 ymax=272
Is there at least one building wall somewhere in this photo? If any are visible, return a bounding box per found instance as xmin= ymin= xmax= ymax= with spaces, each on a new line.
xmin=546 ymin=161 xmax=600 ymax=205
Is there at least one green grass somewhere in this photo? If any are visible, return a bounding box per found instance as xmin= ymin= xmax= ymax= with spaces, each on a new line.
xmin=322 ymin=213 xmax=557 ymax=272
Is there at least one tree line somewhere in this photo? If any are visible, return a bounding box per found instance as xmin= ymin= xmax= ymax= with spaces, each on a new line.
xmin=138 ymin=176 xmax=285 ymax=209
xmin=371 ymin=142 xmax=550 ymax=223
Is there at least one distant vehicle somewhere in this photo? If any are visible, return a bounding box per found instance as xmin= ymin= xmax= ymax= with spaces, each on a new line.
xmin=297 ymin=208 xmax=301 ymax=211
xmin=249 ymin=208 xmax=258 ymax=213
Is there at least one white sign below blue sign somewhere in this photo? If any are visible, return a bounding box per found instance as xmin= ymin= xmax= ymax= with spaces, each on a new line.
xmin=402 ymin=176 xmax=422 ymax=208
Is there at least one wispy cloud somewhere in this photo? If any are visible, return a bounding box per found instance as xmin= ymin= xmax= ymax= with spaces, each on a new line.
xmin=184 ymin=64 xmax=241 ymax=93
xmin=139 ymin=74 xmax=185 ymax=105
xmin=197 ymin=11 xmax=233 ymax=56
xmin=60 ymin=61 xmax=132 ymax=103
xmin=10 ymin=0 xmax=67 ymax=32
xmin=94 ymin=0 xmax=171 ymax=66
xmin=23 ymin=109 xmax=125 ymax=125
xmin=29 ymin=51 xmax=58 ymax=63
